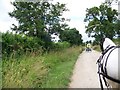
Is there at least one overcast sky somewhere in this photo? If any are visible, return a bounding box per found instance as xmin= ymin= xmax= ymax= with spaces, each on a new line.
xmin=0 ymin=0 xmax=118 ymax=42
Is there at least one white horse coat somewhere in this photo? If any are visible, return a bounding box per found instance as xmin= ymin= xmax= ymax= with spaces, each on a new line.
xmin=103 ymin=38 xmax=119 ymax=80
xmin=101 ymin=38 xmax=120 ymax=88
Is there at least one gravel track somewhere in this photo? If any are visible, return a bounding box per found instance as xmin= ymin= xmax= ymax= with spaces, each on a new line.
xmin=69 ymin=50 xmax=102 ymax=88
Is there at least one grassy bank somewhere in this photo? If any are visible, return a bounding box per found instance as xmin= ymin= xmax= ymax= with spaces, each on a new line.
xmin=92 ymin=45 xmax=101 ymax=52
xmin=93 ymin=38 xmax=120 ymax=52
xmin=2 ymin=46 xmax=83 ymax=88
xmin=113 ymin=38 xmax=120 ymax=45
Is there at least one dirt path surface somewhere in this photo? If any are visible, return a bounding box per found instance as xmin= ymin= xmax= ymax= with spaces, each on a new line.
xmin=69 ymin=50 xmax=102 ymax=88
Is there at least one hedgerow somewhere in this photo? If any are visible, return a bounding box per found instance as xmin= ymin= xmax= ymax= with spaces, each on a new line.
xmin=2 ymin=32 xmax=44 ymax=58
xmin=2 ymin=32 xmax=71 ymax=59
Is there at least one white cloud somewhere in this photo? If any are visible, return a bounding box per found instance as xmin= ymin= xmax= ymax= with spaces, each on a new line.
xmin=0 ymin=0 xmax=16 ymax=32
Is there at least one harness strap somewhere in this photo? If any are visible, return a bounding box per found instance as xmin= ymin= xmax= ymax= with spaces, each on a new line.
xmin=99 ymin=73 xmax=104 ymax=90
xmin=104 ymin=46 xmax=116 ymax=75
xmin=102 ymin=75 xmax=109 ymax=87
xmin=99 ymin=72 xmax=120 ymax=84
xmin=98 ymin=71 xmax=110 ymax=90
xmin=97 ymin=45 xmax=120 ymax=90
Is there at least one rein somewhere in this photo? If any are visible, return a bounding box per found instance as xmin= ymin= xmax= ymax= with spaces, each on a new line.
xmin=97 ymin=45 xmax=120 ymax=90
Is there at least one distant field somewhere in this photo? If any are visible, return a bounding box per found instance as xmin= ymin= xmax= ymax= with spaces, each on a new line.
xmin=93 ymin=38 xmax=120 ymax=52
xmin=113 ymin=38 xmax=120 ymax=45
xmin=2 ymin=46 xmax=83 ymax=88
xmin=92 ymin=45 xmax=101 ymax=52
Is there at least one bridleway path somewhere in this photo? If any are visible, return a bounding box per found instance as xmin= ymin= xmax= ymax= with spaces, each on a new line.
xmin=69 ymin=50 xmax=106 ymax=88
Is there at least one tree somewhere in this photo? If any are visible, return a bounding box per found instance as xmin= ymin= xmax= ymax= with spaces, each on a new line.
xmin=84 ymin=3 xmax=118 ymax=43
xmin=115 ymin=20 xmax=120 ymax=37
xmin=60 ymin=28 xmax=83 ymax=45
xmin=9 ymin=0 xmax=68 ymax=41
xmin=9 ymin=0 xmax=69 ymax=50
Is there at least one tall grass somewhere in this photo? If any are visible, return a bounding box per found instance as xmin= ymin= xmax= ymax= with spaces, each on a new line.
xmin=3 ymin=55 xmax=47 ymax=88
xmin=2 ymin=46 xmax=83 ymax=88
xmin=41 ymin=46 xmax=82 ymax=88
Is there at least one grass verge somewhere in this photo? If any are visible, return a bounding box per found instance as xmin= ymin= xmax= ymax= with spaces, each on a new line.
xmin=2 ymin=46 xmax=83 ymax=88
xmin=2 ymin=55 xmax=47 ymax=88
xmin=92 ymin=45 xmax=101 ymax=52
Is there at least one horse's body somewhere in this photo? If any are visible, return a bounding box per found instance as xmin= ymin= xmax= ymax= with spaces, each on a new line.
xmin=98 ymin=38 xmax=120 ymax=89
xmin=103 ymin=38 xmax=119 ymax=80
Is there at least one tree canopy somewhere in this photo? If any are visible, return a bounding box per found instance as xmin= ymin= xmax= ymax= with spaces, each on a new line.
xmin=9 ymin=0 xmax=68 ymax=40
xmin=8 ymin=0 xmax=74 ymax=49
xmin=60 ymin=28 xmax=83 ymax=45
xmin=84 ymin=3 xmax=118 ymax=42
xmin=9 ymin=0 xmax=83 ymax=47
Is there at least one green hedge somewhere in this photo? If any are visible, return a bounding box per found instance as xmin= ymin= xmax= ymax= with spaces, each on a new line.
xmin=2 ymin=32 xmax=72 ymax=58
xmin=52 ymin=41 xmax=70 ymax=50
xmin=2 ymin=32 xmax=43 ymax=58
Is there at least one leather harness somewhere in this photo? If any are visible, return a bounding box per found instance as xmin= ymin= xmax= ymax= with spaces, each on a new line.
xmin=97 ymin=45 xmax=120 ymax=90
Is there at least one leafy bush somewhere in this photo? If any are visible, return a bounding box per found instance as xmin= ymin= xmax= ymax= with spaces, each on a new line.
xmin=2 ymin=31 xmax=78 ymax=59
xmin=52 ymin=41 xmax=70 ymax=50
xmin=2 ymin=32 xmax=43 ymax=58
